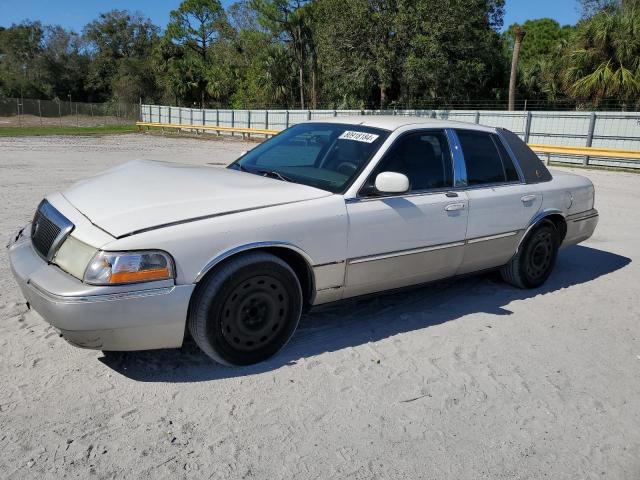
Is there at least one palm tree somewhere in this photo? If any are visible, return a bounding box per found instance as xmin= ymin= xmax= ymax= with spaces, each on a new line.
xmin=564 ymin=4 xmax=640 ymax=107
xmin=508 ymin=26 xmax=526 ymax=111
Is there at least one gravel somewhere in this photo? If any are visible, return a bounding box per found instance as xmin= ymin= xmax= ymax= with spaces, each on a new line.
xmin=1 ymin=133 xmax=639 ymax=479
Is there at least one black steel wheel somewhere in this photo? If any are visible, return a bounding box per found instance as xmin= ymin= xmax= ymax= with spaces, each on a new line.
xmin=524 ymin=228 xmax=555 ymax=282
xmin=188 ymin=252 xmax=302 ymax=366
xmin=220 ymin=275 xmax=291 ymax=352
xmin=501 ymin=222 xmax=559 ymax=289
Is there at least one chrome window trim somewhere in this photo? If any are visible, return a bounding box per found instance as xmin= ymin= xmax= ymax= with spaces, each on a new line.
xmin=345 ymin=180 xmax=523 ymax=204
xmin=346 ymin=186 xmax=459 ymax=204
xmin=494 ymin=129 xmax=526 ymax=183
xmin=445 ymin=129 xmax=468 ymax=187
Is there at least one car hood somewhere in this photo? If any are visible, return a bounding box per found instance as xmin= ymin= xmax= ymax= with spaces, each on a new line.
xmin=62 ymin=160 xmax=332 ymax=238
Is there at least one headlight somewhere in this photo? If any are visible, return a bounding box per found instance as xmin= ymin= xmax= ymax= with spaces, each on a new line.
xmin=84 ymin=250 xmax=175 ymax=285
xmin=53 ymin=236 xmax=98 ymax=279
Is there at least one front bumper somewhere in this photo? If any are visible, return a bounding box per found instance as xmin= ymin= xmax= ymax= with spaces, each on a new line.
xmin=8 ymin=226 xmax=195 ymax=351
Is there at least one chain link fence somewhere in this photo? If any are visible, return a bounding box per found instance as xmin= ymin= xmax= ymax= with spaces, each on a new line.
xmin=0 ymin=98 xmax=140 ymax=128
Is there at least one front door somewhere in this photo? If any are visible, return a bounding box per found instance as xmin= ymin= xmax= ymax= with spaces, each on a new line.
xmin=344 ymin=130 xmax=469 ymax=298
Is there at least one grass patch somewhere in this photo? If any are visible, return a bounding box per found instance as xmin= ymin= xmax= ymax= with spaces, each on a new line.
xmin=0 ymin=124 xmax=137 ymax=137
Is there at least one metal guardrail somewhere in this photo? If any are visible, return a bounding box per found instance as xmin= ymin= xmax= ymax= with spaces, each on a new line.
xmin=137 ymin=121 xmax=640 ymax=165
xmin=529 ymin=144 xmax=640 ymax=160
xmin=529 ymin=144 xmax=640 ymax=168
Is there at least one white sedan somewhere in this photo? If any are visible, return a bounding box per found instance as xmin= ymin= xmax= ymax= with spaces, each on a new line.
xmin=8 ymin=116 xmax=598 ymax=365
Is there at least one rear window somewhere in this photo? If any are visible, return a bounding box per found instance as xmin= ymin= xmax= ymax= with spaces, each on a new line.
xmin=456 ymin=130 xmax=520 ymax=186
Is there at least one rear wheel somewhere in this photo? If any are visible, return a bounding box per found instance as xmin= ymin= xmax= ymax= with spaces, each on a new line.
xmin=188 ymin=252 xmax=302 ymax=366
xmin=501 ymin=222 xmax=559 ymax=289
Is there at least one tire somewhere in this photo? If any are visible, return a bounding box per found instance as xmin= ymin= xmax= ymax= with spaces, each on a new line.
xmin=188 ymin=252 xmax=302 ymax=366
xmin=501 ymin=221 xmax=559 ymax=289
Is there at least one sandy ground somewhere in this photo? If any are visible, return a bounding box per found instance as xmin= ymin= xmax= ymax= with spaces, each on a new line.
xmin=0 ymin=133 xmax=639 ymax=479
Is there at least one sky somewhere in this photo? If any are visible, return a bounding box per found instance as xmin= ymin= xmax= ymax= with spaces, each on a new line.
xmin=0 ymin=0 xmax=581 ymax=32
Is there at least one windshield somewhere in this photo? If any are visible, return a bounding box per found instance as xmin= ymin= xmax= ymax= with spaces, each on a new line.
xmin=228 ymin=122 xmax=390 ymax=193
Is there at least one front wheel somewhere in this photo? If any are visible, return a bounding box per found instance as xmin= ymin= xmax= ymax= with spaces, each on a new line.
xmin=188 ymin=252 xmax=302 ymax=366
xmin=501 ymin=222 xmax=559 ymax=289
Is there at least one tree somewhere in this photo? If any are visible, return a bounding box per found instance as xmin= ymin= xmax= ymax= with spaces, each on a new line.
xmin=251 ymin=0 xmax=316 ymax=108
xmin=502 ymin=19 xmax=574 ymax=106
xmin=316 ymin=0 xmax=407 ymax=108
xmin=0 ymin=21 xmax=47 ymax=98
xmin=83 ymin=10 xmax=159 ymax=102
xmin=166 ymin=0 xmax=231 ymax=106
xmin=399 ymin=0 xmax=506 ymax=107
xmin=564 ymin=3 xmax=640 ymax=107
xmin=41 ymin=26 xmax=89 ymax=100
xmin=508 ymin=26 xmax=525 ymax=110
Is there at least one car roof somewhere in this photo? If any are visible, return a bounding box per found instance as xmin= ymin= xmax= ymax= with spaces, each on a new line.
xmin=306 ymin=115 xmax=497 ymax=133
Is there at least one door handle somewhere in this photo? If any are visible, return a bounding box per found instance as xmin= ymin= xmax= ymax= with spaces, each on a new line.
xmin=445 ymin=202 xmax=466 ymax=212
xmin=521 ymin=194 xmax=537 ymax=203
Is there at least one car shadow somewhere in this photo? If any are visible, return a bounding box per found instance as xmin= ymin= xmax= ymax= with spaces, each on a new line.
xmin=99 ymin=245 xmax=630 ymax=383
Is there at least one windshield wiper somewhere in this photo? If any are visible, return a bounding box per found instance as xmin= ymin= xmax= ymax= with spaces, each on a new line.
xmin=255 ymin=169 xmax=294 ymax=183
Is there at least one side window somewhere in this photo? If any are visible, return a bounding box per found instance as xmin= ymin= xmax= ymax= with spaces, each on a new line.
xmin=366 ymin=131 xmax=453 ymax=193
xmin=456 ymin=130 xmax=519 ymax=186
xmin=493 ymin=136 xmax=520 ymax=182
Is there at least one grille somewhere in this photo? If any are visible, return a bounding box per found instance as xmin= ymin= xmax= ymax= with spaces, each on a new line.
xmin=31 ymin=200 xmax=74 ymax=261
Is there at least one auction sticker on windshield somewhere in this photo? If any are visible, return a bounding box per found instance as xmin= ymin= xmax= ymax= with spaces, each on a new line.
xmin=338 ymin=131 xmax=380 ymax=143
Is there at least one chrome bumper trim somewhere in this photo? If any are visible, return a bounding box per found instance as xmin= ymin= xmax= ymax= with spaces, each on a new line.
xmin=28 ymin=281 xmax=176 ymax=305
xmin=568 ymin=210 xmax=599 ymax=223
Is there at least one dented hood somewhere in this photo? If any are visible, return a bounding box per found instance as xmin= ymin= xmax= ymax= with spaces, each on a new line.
xmin=62 ymin=160 xmax=331 ymax=238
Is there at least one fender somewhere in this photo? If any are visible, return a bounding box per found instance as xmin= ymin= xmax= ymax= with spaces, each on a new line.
xmin=193 ymin=241 xmax=317 ymax=286
xmin=515 ymin=208 xmax=565 ymax=254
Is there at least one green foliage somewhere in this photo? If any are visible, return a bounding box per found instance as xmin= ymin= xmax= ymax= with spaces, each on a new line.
xmin=0 ymin=0 xmax=638 ymax=110
xmin=315 ymin=0 xmax=506 ymax=108
xmin=502 ymin=19 xmax=574 ymax=102
xmin=83 ymin=10 xmax=160 ymax=102
xmin=164 ymin=0 xmax=232 ymax=106
xmin=564 ymin=4 xmax=640 ymax=105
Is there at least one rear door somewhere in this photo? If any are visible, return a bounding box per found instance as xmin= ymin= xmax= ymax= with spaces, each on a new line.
xmin=454 ymin=129 xmax=542 ymax=275
xmin=344 ymin=129 xmax=469 ymax=298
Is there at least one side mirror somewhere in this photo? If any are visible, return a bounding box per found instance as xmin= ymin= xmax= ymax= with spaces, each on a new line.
xmin=374 ymin=172 xmax=410 ymax=194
